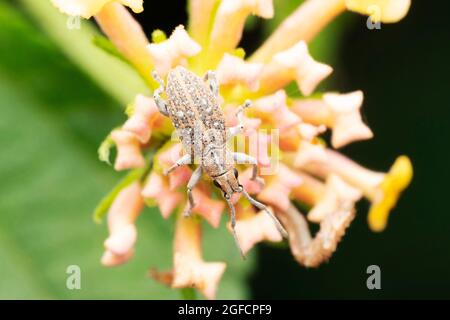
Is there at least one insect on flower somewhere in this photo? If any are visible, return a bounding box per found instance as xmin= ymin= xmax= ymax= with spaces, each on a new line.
xmin=152 ymin=66 xmax=288 ymax=256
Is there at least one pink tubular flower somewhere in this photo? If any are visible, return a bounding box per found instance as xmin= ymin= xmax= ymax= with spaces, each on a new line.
xmin=230 ymin=204 xmax=283 ymax=255
xmin=258 ymin=41 xmax=333 ymax=96
xmin=257 ymin=164 xmax=303 ymax=212
xmin=216 ymin=53 xmax=264 ymax=91
xmin=292 ymin=91 xmax=373 ymax=148
xmin=141 ymin=171 xmax=183 ymax=219
xmin=151 ymin=214 xmax=226 ymax=300
xmin=147 ymin=25 xmax=201 ymax=77
xmin=122 ymin=94 xmax=163 ymax=143
xmin=101 ymin=182 xmax=144 ymax=266
xmin=50 ymin=0 xmax=413 ymax=299
xmin=110 ymin=129 xmax=145 ymax=171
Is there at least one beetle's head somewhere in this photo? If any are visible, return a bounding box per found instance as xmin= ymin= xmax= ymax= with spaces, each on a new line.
xmin=213 ymin=168 xmax=242 ymax=199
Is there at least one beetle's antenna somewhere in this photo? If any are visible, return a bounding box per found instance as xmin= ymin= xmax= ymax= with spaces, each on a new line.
xmin=225 ymin=197 xmax=246 ymax=260
xmin=241 ymin=189 xmax=288 ymax=238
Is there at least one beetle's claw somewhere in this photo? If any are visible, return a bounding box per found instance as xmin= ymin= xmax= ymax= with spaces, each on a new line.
xmin=183 ymin=205 xmax=193 ymax=218
xmin=252 ymin=176 xmax=265 ymax=188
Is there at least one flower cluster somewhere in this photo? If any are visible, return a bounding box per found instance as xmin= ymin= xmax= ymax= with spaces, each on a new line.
xmin=52 ymin=0 xmax=412 ymax=299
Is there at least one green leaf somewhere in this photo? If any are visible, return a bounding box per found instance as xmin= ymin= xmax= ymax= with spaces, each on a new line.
xmin=98 ymin=134 xmax=114 ymax=165
xmin=0 ymin=2 xmax=253 ymax=299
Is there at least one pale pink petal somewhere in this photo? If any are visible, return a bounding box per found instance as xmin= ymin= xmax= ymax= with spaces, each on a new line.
xmin=123 ymin=94 xmax=160 ymax=143
xmin=101 ymin=250 xmax=134 ymax=267
xmin=272 ymin=41 xmax=332 ymax=96
xmin=258 ymin=41 xmax=332 ymax=95
xmin=308 ymin=174 xmax=362 ymax=223
xmin=216 ymin=54 xmax=264 ymax=91
xmin=142 ymin=171 xmax=184 ymax=219
xmin=111 ymin=129 xmax=145 ymax=171
xmin=323 ymin=91 xmax=373 ymax=148
xmin=191 ymin=189 xmax=225 ymax=228
xmin=301 ymin=149 xmax=385 ymax=198
xmin=147 ymin=25 xmax=201 ymax=76
xmin=239 ymin=168 xmax=264 ymax=194
xmin=291 ymin=171 xmax=326 ymax=205
xmin=258 ymin=164 xmax=303 ymax=211
xmin=298 ymin=123 xmax=327 ymax=142
xmin=102 ymin=182 xmax=144 ymax=266
xmin=294 ymin=141 xmax=327 ymax=168
xmin=172 ymin=215 xmax=226 ymax=300
xmin=253 ymin=90 xmax=302 ymax=130
xmin=232 ymin=208 xmax=282 ymax=255
xmin=168 ymin=167 xmax=192 ymax=191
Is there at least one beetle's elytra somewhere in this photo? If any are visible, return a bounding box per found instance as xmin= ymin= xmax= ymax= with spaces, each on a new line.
xmin=152 ymin=66 xmax=287 ymax=257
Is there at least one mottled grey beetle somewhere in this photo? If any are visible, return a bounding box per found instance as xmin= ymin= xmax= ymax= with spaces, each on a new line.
xmin=152 ymin=66 xmax=287 ymax=256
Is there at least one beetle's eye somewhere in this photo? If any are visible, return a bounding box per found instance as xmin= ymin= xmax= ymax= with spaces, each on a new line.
xmin=213 ymin=180 xmax=221 ymax=189
xmin=233 ymin=168 xmax=239 ymax=178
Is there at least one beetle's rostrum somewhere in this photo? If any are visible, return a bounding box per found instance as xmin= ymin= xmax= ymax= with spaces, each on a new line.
xmin=152 ymin=66 xmax=287 ymax=257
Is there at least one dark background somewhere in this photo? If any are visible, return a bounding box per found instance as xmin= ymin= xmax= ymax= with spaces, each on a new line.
xmin=134 ymin=0 xmax=450 ymax=299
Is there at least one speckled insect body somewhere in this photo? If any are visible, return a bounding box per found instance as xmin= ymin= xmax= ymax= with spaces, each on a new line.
xmin=152 ymin=66 xmax=287 ymax=257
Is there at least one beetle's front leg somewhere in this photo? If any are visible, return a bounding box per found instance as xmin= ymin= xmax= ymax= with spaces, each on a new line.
xmin=183 ymin=166 xmax=202 ymax=217
xmin=241 ymin=189 xmax=288 ymax=238
xmin=232 ymin=152 xmax=265 ymax=186
xmin=227 ymin=100 xmax=252 ymax=141
xmin=203 ymin=70 xmax=219 ymax=97
xmin=163 ymin=154 xmax=191 ymax=176
xmin=151 ymin=70 xmax=169 ymax=117
xmin=224 ymin=196 xmax=245 ymax=259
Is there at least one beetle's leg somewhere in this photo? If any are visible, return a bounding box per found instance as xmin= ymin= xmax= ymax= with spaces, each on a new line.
xmin=241 ymin=189 xmax=288 ymax=238
xmin=183 ymin=166 xmax=202 ymax=217
xmin=224 ymin=196 xmax=245 ymax=259
xmin=231 ymin=152 xmax=264 ymax=186
xmin=163 ymin=154 xmax=192 ymax=176
xmin=203 ymin=70 xmax=219 ymax=97
xmin=276 ymin=203 xmax=355 ymax=267
xmin=227 ymin=100 xmax=252 ymax=141
xmin=151 ymin=70 xmax=169 ymax=117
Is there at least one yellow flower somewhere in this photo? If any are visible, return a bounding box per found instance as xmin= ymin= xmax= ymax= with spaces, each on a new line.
xmin=345 ymin=0 xmax=411 ymax=23
xmin=368 ymin=155 xmax=413 ymax=231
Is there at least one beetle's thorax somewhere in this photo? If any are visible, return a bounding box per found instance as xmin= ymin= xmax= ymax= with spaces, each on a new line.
xmin=201 ymin=147 xmax=231 ymax=176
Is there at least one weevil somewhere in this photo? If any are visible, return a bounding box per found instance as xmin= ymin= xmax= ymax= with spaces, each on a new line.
xmin=152 ymin=66 xmax=287 ymax=257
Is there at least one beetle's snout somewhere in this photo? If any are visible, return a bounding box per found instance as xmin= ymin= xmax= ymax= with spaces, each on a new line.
xmin=213 ymin=169 xmax=242 ymax=197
